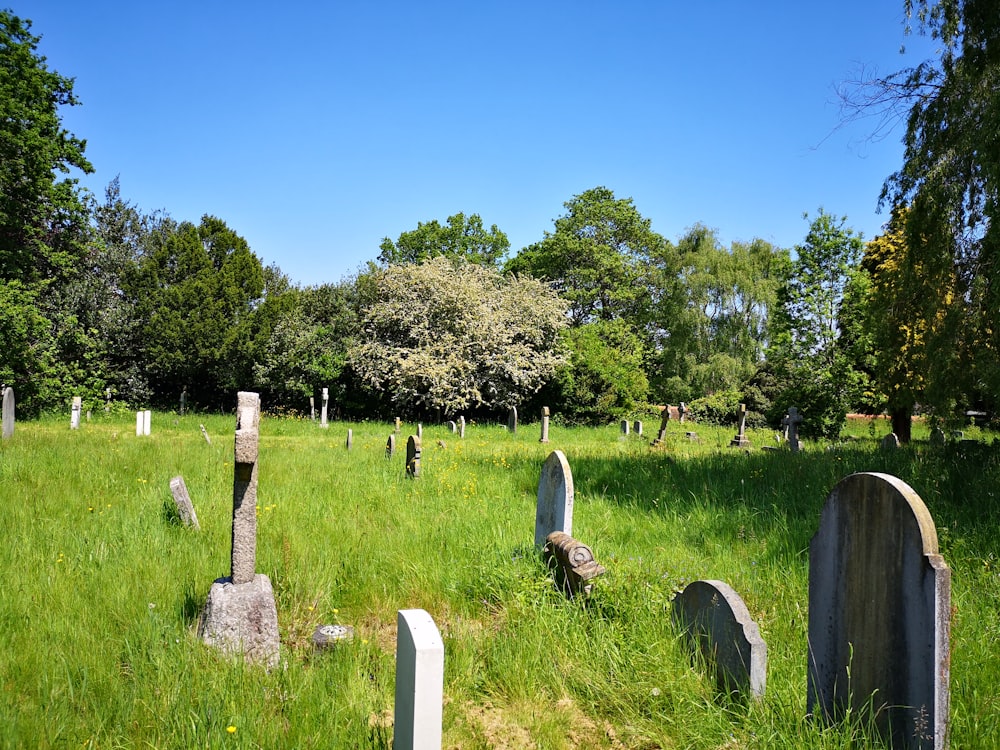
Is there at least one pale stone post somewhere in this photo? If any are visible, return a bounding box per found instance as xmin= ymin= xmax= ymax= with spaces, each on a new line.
xmin=143 ymin=409 xmax=151 ymax=436
xmin=310 ymin=396 xmax=315 ymax=421
xmin=135 ymin=411 xmax=143 ymax=436
xmin=231 ymin=392 xmax=260 ymax=584
xmin=70 ymin=396 xmax=82 ymax=429
xmin=458 ymin=415 xmax=465 ymax=438
xmin=393 ymin=609 xmax=444 ymax=750
xmin=1 ymin=386 xmax=13 ymax=440
xmin=320 ymin=387 xmax=329 ymax=428
xmin=386 ymin=433 xmax=396 ymax=458
xmin=346 ymin=428 xmax=353 ymax=450
xmin=104 ymin=387 xmax=111 ymax=413
xmin=539 ymin=406 xmax=550 ymax=443
xmin=180 ymin=387 xmax=187 ymax=416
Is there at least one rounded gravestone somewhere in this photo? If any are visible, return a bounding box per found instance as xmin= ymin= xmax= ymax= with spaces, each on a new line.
xmin=406 ymin=435 xmax=421 ymax=478
xmin=386 ymin=433 xmax=396 ymax=458
xmin=535 ymin=450 xmax=574 ymax=547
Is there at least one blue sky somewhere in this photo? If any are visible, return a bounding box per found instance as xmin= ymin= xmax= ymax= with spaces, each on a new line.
xmin=23 ymin=1 xmax=937 ymax=285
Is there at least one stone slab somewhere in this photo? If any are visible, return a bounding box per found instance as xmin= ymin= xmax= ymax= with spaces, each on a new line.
xmin=535 ymin=450 xmax=574 ymax=547
xmin=394 ymin=609 xmax=444 ymax=750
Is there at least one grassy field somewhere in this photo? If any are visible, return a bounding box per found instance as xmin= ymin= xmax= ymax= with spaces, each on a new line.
xmin=0 ymin=410 xmax=997 ymax=749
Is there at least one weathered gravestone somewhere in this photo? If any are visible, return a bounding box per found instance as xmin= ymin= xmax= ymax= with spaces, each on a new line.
xmin=2 ymin=386 xmax=13 ymax=440
xmin=169 ymin=476 xmax=201 ymax=529
xmin=808 ymin=472 xmax=950 ymax=749
xmin=395 ymin=417 xmax=401 ymax=433
xmin=539 ymin=406 xmax=550 ymax=444
xmin=673 ymin=580 xmax=767 ymax=699
xmin=535 ymin=450 xmax=574 ymax=547
xmin=651 ymin=406 xmax=671 ymax=446
xmin=393 ymin=608 xmax=444 ymax=750
xmin=386 ymin=433 xmax=396 ymax=458
xmin=446 ymin=420 xmax=456 ymax=434
xmin=346 ymin=428 xmax=353 ymax=450
xmin=930 ymin=427 xmax=946 ymax=447
xmin=143 ymin=409 xmax=151 ymax=436
xmin=406 ymin=435 xmax=421 ymax=478
xmin=507 ymin=406 xmax=517 ymax=434
xmin=544 ymin=531 xmax=605 ymax=598
xmin=70 ymin=396 xmax=82 ymax=430
xmin=200 ymin=423 xmax=212 ymax=445
xmin=180 ymin=387 xmax=187 ymax=416
xmin=417 ymin=423 xmax=422 ymax=439
xmin=310 ymin=396 xmax=315 ymax=421
xmin=104 ymin=387 xmax=111 ymax=413
xmin=881 ymin=432 xmax=901 ymax=450
xmin=633 ymin=420 xmax=643 ymax=437
xmin=678 ymin=402 xmax=688 ymax=423
xmin=781 ymin=407 xmax=803 ymax=452
xmin=320 ymin=387 xmax=329 ymax=428
xmin=198 ymin=392 xmax=279 ymax=667
xmin=729 ymin=403 xmax=751 ymax=448
xmin=458 ymin=415 xmax=465 ymax=438
xmin=620 ymin=419 xmax=630 ymax=436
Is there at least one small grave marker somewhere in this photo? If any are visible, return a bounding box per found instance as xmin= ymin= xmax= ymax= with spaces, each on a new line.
xmin=143 ymin=409 xmax=151 ymax=436
xmin=730 ymin=403 xmax=751 ymax=448
xmin=633 ymin=420 xmax=643 ymax=437
xmin=507 ymin=406 xmax=517 ymax=433
xmin=406 ymin=435 xmax=421 ymax=478
xmin=200 ymin=424 xmax=212 ymax=445
xmin=620 ymin=419 xmax=630 ymax=436
xmin=2 ymin=386 xmax=13 ymax=440
xmin=673 ymin=579 xmax=766 ymax=699
xmin=781 ymin=407 xmax=803 ymax=452
xmin=881 ymin=432 xmax=900 ymax=450
xmin=539 ymin=406 xmax=550 ymax=444
xmin=651 ymin=406 xmax=671 ymax=446
xmin=678 ymin=402 xmax=688 ymax=423
xmin=70 ymin=396 xmax=82 ymax=429
xmin=310 ymin=396 xmax=315 ymax=421
xmin=386 ymin=433 xmax=396 ymax=458
xmin=169 ymin=476 xmax=200 ymax=529
xmin=135 ymin=411 xmax=143 ymax=436
xmin=320 ymin=387 xmax=329 ymax=428
xmin=544 ymin=531 xmax=605 ymax=598
xmin=393 ymin=609 xmax=444 ymax=750
xmin=346 ymin=428 xmax=353 ymax=450
xmin=446 ymin=420 xmax=456 ymax=433
xmin=535 ymin=450 xmax=574 ymax=547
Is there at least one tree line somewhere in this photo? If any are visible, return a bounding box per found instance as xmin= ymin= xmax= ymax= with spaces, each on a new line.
xmin=2 ymin=3 xmax=997 ymax=440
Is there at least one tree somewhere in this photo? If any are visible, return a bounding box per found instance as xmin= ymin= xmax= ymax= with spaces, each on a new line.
xmin=378 ymin=212 xmax=510 ymax=267
xmin=506 ymin=187 xmax=675 ymax=328
xmin=348 ymin=256 xmax=568 ymax=417
xmin=0 ymin=10 xmax=92 ymax=286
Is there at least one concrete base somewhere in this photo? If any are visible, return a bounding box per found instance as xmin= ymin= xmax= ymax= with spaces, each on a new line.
xmin=198 ymin=574 xmax=279 ymax=667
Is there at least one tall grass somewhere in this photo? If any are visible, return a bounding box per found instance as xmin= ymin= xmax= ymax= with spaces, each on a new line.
xmin=0 ymin=412 xmax=997 ymax=748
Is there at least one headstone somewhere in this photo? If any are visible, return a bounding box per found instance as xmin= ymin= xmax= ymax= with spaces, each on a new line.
xmin=535 ymin=450 xmax=574 ymax=547
xmin=345 ymin=428 xmax=353 ymax=450
xmin=320 ymin=387 xmax=329 ymax=428
xmin=86 ymin=410 xmax=91 ymax=421
xmin=143 ymin=409 xmax=151 ymax=436
xmin=652 ymin=406 xmax=671 ymax=446
xmin=180 ymin=387 xmax=187 ymax=416
xmin=386 ymin=433 xmax=396 ymax=458
xmin=685 ymin=431 xmax=699 ymax=442
xmin=781 ymin=407 xmax=803 ymax=452
xmin=458 ymin=415 xmax=465 ymax=438
xmin=104 ymin=387 xmax=111 ymax=413
xmin=310 ymin=396 xmax=315 ymax=421
xmin=169 ymin=475 xmax=201 ymax=529
xmin=395 ymin=417 xmax=401 ymax=433
xmin=2 ymin=386 xmax=13 ymax=440
xmin=678 ymin=402 xmax=688 ymax=423
xmin=406 ymin=435 xmax=421 ymax=478
xmin=881 ymin=432 xmax=901 ymax=450
xmin=730 ymin=403 xmax=751 ymax=448
xmin=417 ymin=423 xmax=422 ymax=439
xmin=633 ymin=420 xmax=643 ymax=437
xmin=930 ymin=427 xmax=946 ymax=446
xmin=673 ymin=580 xmax=767 ymax=699
xmin=507 ymin=406 xmax=517 ymax=434
xmin=539 ymin=406 xmax=550 ymax=444
xmin=393 ymin=609 xmax=444 ymax=750
xmin=446 ymin=420 xmax=456 ymax=433
xmin=807 ymin=472 xmax=950 ymax=749
xmin=198 ymin=391 xmax=279 ymax=667
xmin=70 ymin=396 xmax=82 ymax=429
xmin=200 ymin=424 xmax=212 ymax=445
xmin=543 ymin=531 xmax=605 ymax=598
xmin=620 ymin=419 xmax=630 ymax=436
xmin=136 ymin=411 xmax=143 ymax=436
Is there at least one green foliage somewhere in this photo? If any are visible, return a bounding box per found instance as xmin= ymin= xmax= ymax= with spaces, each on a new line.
xmin=550 ymin=318 xmax=649 ymax=425
xmin=378 ymin=212 xmax=510 ymax=267
xmin=349 ymin=256 xmax=568 ymax=417
xmin=686 ymin=389 xmax=744 ymax=426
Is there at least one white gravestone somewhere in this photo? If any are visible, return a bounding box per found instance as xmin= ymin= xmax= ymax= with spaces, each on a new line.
xmin=535 ymin=450 xmax=574 ymax=548
xmin=70 ymin=396 xmax=82 ymax=429
xmin=169 ymin=476 xmax=200 ymax=529
xmin=539 ymin=406 xmax=550 ymax=444
xmin=2 ymin=386 xmax=13 ymax=440
xmin=143 ymin=409 xmax=151 ymax=436
xmin=135 ymin=411 xmax=143 ymax=436
xmin=393 ymin=609 xmax=444 ymax=750
xmin=320 ymin=387 xmax=329 ymax=428
xmin=808 ymin=472 xmax=950 ymax=749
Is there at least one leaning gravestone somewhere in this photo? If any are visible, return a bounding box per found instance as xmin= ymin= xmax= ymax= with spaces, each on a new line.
xmin=198 ymin=391 xmax=279 ymax=667
xmin=169 ymin=476 xmax=200 ymax=529
xmin=881 ymin=432 xmax=901 ymax=450
xmin=729 ymin=403 xmax=751 ymax=448
xmin=406 ymin=435 xmax=421 ymax=478
xmin=535 ymin=450 xmax=574 ymax=547
xmin=393 ymin=609 xmax=444 ymax=750
xmin=507 ymin=406 xmax=517 ymax=434
xmin=673 ymin=580 xmax=767 ymax=699
xmin=539 ymin=406 xmax=550 ymax=444
xmin=70 ymin=396 xmax=82 ymax=430
xmin=2 ymin=386 xmax=13 ymax=440
xmin=808 ymin=472 xmax=950 ymax=749
xmin=651 ymin=406 xmax=671 ymax=446
xmin=200 ymin=424 xmax=212 ymax=445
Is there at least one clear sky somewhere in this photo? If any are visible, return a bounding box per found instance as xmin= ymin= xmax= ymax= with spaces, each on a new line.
xmin=22 ymin=1 xmax=937 ymax=286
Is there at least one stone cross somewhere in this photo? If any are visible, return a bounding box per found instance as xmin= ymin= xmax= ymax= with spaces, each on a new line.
xmin=539 ymin=406 xmax=550 ymax=444
xmin=70 ymin=396 xmax=82 ymax=430
xmin=406 ymin=435 xmax=421 ymax=478
xmin=808 ymin=472 xmax=950 ymax=749
xmin=730 ymin=403 xmax=751 ymax=448
xmin=169 ymin=475 xmax=200 ymax=529
xmin=781 ymin=407 xmax=803 ymax=451
xmin=393 ymin=609 xmax=444 ymax=750
xmin=320 ymin=387 xmax=329 ymax=428
xmin=507 ymin=406 xmax=517 ymax=433
xmin=535 ymin=450 xmax=574 ymax=547
xmin=231 ymin=392 xmax=261 ymax=584
xmin=2 ymin=386 xmax=13 ymax=440
xmin=674 ymin=579 xmax=767 ymax=699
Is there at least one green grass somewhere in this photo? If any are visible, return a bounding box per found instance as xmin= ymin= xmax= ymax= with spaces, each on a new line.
xmin=1 ymin=411 xmax=997 ymax=748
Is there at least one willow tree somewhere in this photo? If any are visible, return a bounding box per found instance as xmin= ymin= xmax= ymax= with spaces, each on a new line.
xmin=348 ymin=256 xmax=568 ymax=418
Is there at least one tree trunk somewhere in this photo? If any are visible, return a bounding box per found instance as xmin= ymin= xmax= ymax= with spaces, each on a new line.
xmin=891 ymin=406 xmax=912 ymax=444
